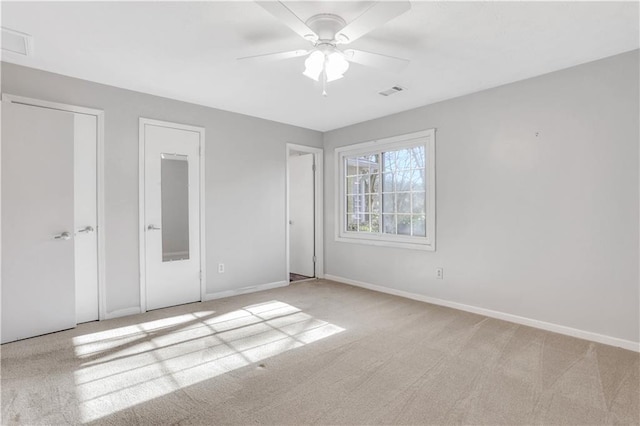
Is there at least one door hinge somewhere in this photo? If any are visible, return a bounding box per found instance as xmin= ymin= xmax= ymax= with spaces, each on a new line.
xmin=312 ymin=164 xmax=316 ymax=172
xmin=313 ymin=255 xmax=317 ymax=263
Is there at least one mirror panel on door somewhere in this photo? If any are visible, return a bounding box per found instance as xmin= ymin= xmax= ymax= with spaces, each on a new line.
xmin=161 ymin=153 xmax=190 ymax=262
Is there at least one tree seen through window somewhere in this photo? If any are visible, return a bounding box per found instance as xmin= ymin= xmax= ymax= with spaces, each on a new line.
xmin=345 ymin=145 xmax=426 ymax=236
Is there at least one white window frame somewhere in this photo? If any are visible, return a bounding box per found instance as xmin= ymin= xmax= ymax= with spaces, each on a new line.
xmin=335 ymin=129 xmax=436 ymax=251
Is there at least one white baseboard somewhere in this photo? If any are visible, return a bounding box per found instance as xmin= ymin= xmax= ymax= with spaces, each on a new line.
xmin=104 ymin=306 xmax=142 ymax=320
xmin=103 ymin=281 xmax=289 ymax=320
xmin=204 ymin=280 xmax=289 ymax=301
xmin=324 ymin=274 xmax=640 ymax=352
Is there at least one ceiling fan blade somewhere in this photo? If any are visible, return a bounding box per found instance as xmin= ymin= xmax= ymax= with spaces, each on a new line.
xmin=238 ymin=49 xmax=310 ymax=63
xmin=336 ymin=1 xmax=411 ymax=44
xmin=256 ymin=1 xmax=319 ymax=41
xmin=343 ymin=49 xmax=409 ymax=73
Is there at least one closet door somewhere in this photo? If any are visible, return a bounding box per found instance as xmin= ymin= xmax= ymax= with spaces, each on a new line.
xmin=1 ymin=101 xmax=76 ymax=343
xmin=142 ymin=120 xmax=201 ymax=311
xmin=74 ymin=113 xmax=99 ymax=323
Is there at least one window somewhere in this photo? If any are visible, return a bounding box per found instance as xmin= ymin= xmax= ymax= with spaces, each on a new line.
xmin=335 ymin=129 xmax=435 ymax=250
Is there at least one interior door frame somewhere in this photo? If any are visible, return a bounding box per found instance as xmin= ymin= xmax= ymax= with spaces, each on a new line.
xmin=138 ymin=117 xmax=206 ymax=313
xmin=1 ymin=93 xmax=107 ymax=320
xmin=286 ymin=144 xmax=324 ymax=281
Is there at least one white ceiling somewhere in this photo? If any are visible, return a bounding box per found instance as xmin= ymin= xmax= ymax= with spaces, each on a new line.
xmin=2 ymin=1 xmax=638 ymax=132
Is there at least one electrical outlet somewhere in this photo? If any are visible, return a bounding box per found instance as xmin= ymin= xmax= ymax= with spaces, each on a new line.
xmin=218 ymin=263 xmax=225 ymax=273
xmin=436 ymin=267 xmax=444 ymax=279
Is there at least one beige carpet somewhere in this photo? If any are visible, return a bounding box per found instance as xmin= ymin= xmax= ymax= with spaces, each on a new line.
xmin=1 ymin=279 xmax=638 ymax=425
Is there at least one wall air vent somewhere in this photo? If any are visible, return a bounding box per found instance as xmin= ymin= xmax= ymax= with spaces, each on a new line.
xmin=378 ymin=85 xmax=406 ymax=97
xmin=2 ymin=27 xmax=33 ymax=56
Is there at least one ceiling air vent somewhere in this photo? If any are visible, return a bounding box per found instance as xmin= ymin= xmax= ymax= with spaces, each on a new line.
xmin=379 ymin=85 xmax=405 ymax=97
xmin=2 ymin=27 xmax=33 ymax=56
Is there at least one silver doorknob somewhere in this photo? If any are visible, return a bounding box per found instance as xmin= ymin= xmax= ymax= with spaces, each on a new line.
xmin=147 ymin=225 xmax=161 ymax=231
xmin=54 ymin=231 xmax=71 ymax=240
xmin=78 ymin=226 xmax=94 ymax=233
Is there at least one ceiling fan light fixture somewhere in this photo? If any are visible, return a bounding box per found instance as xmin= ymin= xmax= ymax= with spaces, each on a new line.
xmin=325 ymin=73 xmax=343 ymax=83
xmin=325 ymin=51 xmax=349 ymax=82
xmin=251 ymin=1 xmax=412 ymax=95
xmin=303 ymin=50 xmax=324 ymax=81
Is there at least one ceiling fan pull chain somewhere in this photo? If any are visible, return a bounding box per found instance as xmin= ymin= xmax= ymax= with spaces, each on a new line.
xmin=322 ymin=69 xmax=328 ymax=97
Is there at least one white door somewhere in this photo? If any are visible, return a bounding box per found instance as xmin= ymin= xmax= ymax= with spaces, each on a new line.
xmin=289 ymin=153 xmax=315 ymax=278
xmin=1 ymin=102 xmax=76 ymax=343
xmin=143 ymin=121 xmax=201 ymax=311
xmin=74 ymin=114 xmax=99 ymax=323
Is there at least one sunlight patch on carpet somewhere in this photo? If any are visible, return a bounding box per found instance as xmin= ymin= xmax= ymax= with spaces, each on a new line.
xmin=72 ymin=301 xmax=344 ymax=423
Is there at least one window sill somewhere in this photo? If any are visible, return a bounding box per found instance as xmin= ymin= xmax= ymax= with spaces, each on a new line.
xmin=335 ymin=234 xmax=435 ymax=251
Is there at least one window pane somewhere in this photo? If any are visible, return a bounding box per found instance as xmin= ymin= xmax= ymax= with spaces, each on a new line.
xmin=346 ymin=214 xmax=358 ymax=232
xmin=397 ymin=215 xmax=412 ymax=235
xmin=353 ymin=193 xmax=366 ymax=215
xmin=397 ymin=192 xmax=411 ymax=214
xmin=358 ymin=154 xmax=378 ymax=166
xmin=396 ymin=148 xmax=412 ymax=170
xmin=370 ymin=214 xmax=380 ymax=233
xmin=412 ymin=215 xmax=426 ymax=237
xmin=411 ymin=169 xmax=425 ymax=191
xmin=383 ymin=214 xmax=396 ymax=234
xmin=346 ymin=195 xmax=356 ymax=213
xmin=358 ymin=219 xmax=371 ymax=233
xmin=345 ymin=157 xmax=358 ymax=176
xmin=370 ymin=154 xmax=380 ymax=172
xmin=411 ymin=146 xmax=425 ymax=169
xmin=359 ymin=178 xmax=367 ymax=195
xmin=358 ymin=176 xmax=371 ymax=194
xmin=412 ymin=192 xmax=425 ymax=214
xmin=370 ymin=173 xmax=380 ymax=193
xmin=382 ymin=193 xmax=395 ymax=213
xmin=370 ymin=194 xmax=380 ymax=213
xmin=396 ymin=169 xmax=411 ymax=191
xmin=366 ymin=179 xmax=375 ymax=194
xmin=357 ymin=155 xmax=378 ymax=176
xmin=346 ymin=176 xmax=359 ymax=194
xmin=360 ymin=194 xmax=371 ymax=214
xmin=382 ymin=172 xmax=394 ymax=192
xmin=382 ymin=151 xmax=396 ymax=172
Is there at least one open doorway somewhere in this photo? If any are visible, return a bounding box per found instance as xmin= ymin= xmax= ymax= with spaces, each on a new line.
xmin=286 ymin=144 xmax=323 ymax=283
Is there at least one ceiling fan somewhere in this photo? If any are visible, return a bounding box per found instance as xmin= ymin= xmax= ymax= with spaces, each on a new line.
xmin=239 ymin=1 xmax=412 ymax=95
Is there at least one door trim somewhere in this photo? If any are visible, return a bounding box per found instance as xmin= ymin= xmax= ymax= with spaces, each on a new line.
xmin=1 ymin=93 xmax=107 ymax=321
xmin=138 ymin=117 xmax=206 ymax=313
xmin=286 ymin=144 xmax=324 ymax=281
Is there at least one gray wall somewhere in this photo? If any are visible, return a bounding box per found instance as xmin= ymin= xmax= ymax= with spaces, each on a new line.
xmin=2 ymin=50 xmax=638 ymax=344
xmin=1 ymin=62 xmax=323 ymax=315
xmin=323 ymin=50 xmax=639 ymax=343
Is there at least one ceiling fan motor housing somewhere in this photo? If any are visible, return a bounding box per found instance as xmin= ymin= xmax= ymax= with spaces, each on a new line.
xmin=305 ymin=14 xmax=348 ymax=44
